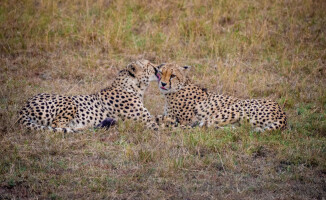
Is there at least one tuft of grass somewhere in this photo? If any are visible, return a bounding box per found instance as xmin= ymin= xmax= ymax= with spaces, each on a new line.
xmin=1 ymin=0 xmax=326 ymax=199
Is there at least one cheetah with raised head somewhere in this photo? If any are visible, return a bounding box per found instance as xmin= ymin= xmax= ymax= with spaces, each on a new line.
xmin=18 ymin=60 xmax=159 ymax=133
xmin=154 ymin=63 xmax=287 ymax=131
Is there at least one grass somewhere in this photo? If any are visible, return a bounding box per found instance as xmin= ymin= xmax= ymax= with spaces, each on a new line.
xmin=1 ymin=0 xmax=326 ymax=199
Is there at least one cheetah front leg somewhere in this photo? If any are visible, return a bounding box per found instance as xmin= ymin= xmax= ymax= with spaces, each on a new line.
xmin=155 ymin=114 xmax=178 ymax=128
xmin=155 ymin=102 xmax=179 ymax=128
xmin=139 ymin=108 xmax=159 ymax=131
xmin=121 ymin=106 xmax=159 ymax=131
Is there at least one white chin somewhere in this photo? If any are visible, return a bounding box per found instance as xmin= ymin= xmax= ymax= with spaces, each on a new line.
xmin=149 ymin=75 xmax=158 ymax=82
xmin=159 ymin=88 xmax=170 ymax=94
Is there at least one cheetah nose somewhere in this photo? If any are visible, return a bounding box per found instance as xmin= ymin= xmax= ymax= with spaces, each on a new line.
xmin=161 ymin=82 xmax=167 ymax=87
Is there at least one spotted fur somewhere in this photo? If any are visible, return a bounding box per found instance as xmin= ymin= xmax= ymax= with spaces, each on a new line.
xmin=18 ymin=60 xmax=159 ymax=133
xmin=155 ymin=63 xmax=287 ymax=131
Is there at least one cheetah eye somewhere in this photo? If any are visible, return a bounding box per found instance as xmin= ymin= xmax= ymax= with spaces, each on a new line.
xmin=171 ymin=74 xmax=176 ymax=78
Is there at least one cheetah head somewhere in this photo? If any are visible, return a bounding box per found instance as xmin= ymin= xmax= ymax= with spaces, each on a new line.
xmin=154 ymin=63 xmax=191 ymax=94
xmin=125 ymin=59 xmax=159 ymax=90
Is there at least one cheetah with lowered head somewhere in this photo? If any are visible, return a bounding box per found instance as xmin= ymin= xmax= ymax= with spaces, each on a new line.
xmin=18 ymin=60 xmax=159 ymax=133
xmin=155 ymin=63 xmax=287 ymax=131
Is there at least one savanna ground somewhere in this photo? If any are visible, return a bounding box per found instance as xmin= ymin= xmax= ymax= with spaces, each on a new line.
xmin=1 ymin=0 xmax=326 ymax=199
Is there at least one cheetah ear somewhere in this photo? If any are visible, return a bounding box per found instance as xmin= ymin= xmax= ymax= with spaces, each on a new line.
xmin=154 ymin=66 xmax=159 ymax=75
xmin=157 ymin=63 xmax=165 ymax=69
xmin=126 ymin=63 xmax=139 ymax=77
xmin=153 ymin=63 xmax=165 ymax=75
xmin=181 ymin=65 xmax=191 ymax=73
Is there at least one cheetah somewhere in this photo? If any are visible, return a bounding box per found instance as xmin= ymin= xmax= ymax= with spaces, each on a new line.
xmin=154 ymin=63 xmax=287 ymax=131
xmin=18 ymin=60 xmax=159 ymax=133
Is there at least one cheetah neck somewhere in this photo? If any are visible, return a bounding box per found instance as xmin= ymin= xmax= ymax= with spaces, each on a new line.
xmin=110 ymin=72 xmax=147 ymax=99
xmin=162 ymin=82 xmax=193 ymax=101
xmin=163 ymin=82 xmax=210 ymax=104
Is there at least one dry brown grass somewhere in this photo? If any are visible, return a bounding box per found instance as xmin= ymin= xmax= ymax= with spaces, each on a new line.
xmin=1 ymin=0 xmax=326 ymax=199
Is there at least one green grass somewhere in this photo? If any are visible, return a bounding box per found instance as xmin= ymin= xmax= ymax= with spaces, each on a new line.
xmin=1 ymin=0 xmax=326 ymax=198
